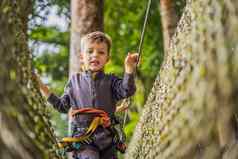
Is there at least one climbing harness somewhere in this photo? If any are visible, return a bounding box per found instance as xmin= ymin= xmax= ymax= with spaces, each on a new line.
xmin=122 ymin=0 xmax=152 ymax=128
xmin=57 ymin=108 xmax=127 ymax=153
xmin=57 ymin=108 xmax=110 ymax=148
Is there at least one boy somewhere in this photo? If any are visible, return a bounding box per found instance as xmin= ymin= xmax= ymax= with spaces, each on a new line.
xmin=35 ymin=31 xmax=138 ymax=159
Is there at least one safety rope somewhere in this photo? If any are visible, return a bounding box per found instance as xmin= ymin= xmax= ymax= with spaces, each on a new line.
xmin=123 ymin=0 xmax=152 ymax=128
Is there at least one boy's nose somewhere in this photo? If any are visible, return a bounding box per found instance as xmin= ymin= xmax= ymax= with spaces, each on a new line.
xmin=91 ymin=51 xmax=99 ymax=57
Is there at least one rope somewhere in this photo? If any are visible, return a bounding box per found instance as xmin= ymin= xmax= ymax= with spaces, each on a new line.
xmin=137 ymin=0 xmax=152 ymax=65
xmin=123 ymin=0 xmax=152 ymax=128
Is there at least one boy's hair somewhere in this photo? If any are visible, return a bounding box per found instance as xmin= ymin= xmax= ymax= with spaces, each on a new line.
xmin=80 ymin=31 xmax=112 ymax=54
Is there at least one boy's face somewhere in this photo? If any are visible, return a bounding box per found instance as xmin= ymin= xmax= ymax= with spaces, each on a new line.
xmin=80 ymin=41 xmax=109 ymax=72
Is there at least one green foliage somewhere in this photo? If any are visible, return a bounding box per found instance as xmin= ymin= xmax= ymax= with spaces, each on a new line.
xmin=104 ymin=0 xmax=164 ymax=106
xmin=104 ymin=0 xmax=164 ymax=79
xmin=33 ymin=46 xmax=69 ymax=81
xmin=174 ymin=0 xmax=187 ymax=18
xmin=124 ymin=112 xmax=139 ymax=140
xmin=31 ymin=26 xmax=69 ymax=45
xmin=50 ymin=111 xmax=68 ymax=137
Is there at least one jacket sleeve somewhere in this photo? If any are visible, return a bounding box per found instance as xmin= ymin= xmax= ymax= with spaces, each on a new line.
xmin=47 ymin=80 xmax=71 ymax=113
xmin=111 ymin=73 xmax=136 ymax=101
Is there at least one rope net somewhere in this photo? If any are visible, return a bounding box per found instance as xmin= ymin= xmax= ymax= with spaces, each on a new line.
xmin=126 ymin=0 xmax=238 ymax=158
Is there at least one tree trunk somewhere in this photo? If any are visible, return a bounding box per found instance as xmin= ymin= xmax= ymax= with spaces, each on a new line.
xmin=127 ymin=0 xmax=238 ymax=158
xmin=160 ymin=0 xmax=178 ymax=53
xmin=70 ymin=0 xmax=104 ymax=75
xmin=0 ymin=1 xmax=60 ymax=158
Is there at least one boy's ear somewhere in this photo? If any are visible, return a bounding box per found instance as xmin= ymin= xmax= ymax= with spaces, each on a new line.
xmin=106 ymin=55 xmax=110 ymax=62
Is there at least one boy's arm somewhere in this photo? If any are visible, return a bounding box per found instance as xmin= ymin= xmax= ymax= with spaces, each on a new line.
xmin=111 ymin=73 xmax=136 ymax=101
xmin=47 ymin=84 xmax=71 ymax=113
xmin=112 ymin=52 xmax=139 ymax=101
xmin=33 ymin=72 xmax=71 ymax=113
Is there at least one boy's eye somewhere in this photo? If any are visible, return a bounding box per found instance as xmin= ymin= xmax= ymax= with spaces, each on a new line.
xmin=87 ymin=49 xmax=93 ymax=54
xmin=98 ymin=51 xmax=105 ymax=55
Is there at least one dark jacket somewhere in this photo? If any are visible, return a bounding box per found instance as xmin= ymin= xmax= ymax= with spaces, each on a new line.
xmin=47 ymin=70 xmax=136 ymax=118
xmin=47 ymin=72 xmax=136 ymax=135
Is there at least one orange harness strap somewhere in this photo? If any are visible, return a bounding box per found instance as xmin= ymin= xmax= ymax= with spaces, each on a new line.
xmin=69 ymin=108 xmax=111 ymax=128
xmin=58 ymin=108 xmax=111 ymax=148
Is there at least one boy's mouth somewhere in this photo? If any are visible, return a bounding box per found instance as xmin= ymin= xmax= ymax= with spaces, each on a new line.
xmin=89 ymin=60 xmax=100 ymax=66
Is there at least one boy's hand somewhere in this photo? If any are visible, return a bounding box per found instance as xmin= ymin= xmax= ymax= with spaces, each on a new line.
xmin=125 ymin=52 xmax=139 ymax=74
xmin=32 ymin=71 xmax=51 ymax=98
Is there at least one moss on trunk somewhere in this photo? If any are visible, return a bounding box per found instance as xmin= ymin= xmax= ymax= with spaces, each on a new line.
xmin=127 ymin=0 xmax=238 ymax=158
xmin=0 ymin=1 xmax=61 ymax=158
